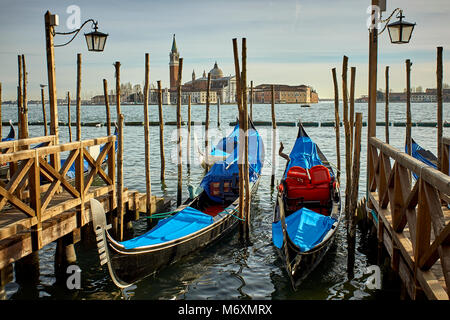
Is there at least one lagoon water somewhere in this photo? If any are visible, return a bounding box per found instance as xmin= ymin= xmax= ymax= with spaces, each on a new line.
xmin=2 ymin=101 xmax=449 ymax=300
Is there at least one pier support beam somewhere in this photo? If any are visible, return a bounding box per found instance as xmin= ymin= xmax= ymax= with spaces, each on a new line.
xmin=0 ymin=264 xmax=13 ymax=300
xmin=14 ymin=252 xmax=40 ymax=298
xmin=54 ymin=235 xmax=78 ymax=281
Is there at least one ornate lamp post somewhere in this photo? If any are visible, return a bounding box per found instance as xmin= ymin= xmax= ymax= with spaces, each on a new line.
xmin=366 ymin=1 xmax=415 ymax=196
xmin=44 ymin=10 xmax=108 ymax=168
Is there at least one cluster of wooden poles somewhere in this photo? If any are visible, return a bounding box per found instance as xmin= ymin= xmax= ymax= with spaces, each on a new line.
xmin=329 ymin=46 xmax=446 ymax=277
xmin=97 ymin=38 xmax=255 ymax=240
xmin=331 ymin=56 xmax=364 ymax=278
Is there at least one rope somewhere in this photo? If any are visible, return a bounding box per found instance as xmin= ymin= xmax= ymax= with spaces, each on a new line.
xmin=221 ymin=207 xmax=245 ymax=221
xmin=144 ymin=210 xmax=179 ymax=219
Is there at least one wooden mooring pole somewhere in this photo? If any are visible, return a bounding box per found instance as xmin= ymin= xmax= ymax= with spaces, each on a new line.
xmin=217 ymin=95 xmax=220 ymax=127
xmin=242 ymin=37 xmax=251 ymax=238
xmin=21 ymin=54 xmax=29 ymax=140
xmin=232 ymin=38 xmax=245 ymax=236
xmin=176 ymin=58 xmax=184 ymax=207
xmin=405 ymin=59 xmax=412 ymax=184
xmin=103 ymin=79 xmax=111 ymax=136
xmin=347 ymin=112 xmax=363 ymax=278
xmin=67 ymin=91 xmax=72 ymax=142
xmin=118 ymin=113 xmax=124 ymax=240
xmin=41 ymin=86 xmax=48 ymax=136
xmin=76 ymin=53 xmax=82 ymax=141
xmin=437 ymin=46 xmax=443 ymax=172
xmin=250 ymin=80 xmax=253 ymax=122
xmin=332 ymin=68 xmax=341 ymax=184
xmin=115 ymin=61 xmax=123 ymax=239
xmin=205 ymin=72 xmax=211 ymax=171
xmin=143 ymin=53 xmax=152 ymax=219
xmin=17 ymin=56 xmax=22 ymax=139
xmin=385 ymin=66 xmax=390 ymax=144
xmin=187 ymin=94 xmax=192 ymax=171
xmin=350 ymin=66 xmax=356 ymax=153
xmin=342 ymin=56 xmax=352 ymax=218
xmin=270 ymin=84 xmax=277 ymax=188
xmin=157 ymin=80 xmax=165 ymax=181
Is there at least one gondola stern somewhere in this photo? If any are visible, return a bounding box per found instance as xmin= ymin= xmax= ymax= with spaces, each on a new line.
xmin=89 ymin=198 xmax=133 ymax=289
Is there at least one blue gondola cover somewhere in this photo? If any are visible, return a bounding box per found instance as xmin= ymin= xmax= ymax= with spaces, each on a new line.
xmin=119 ymin=206 xmax=213 ymax=249
xmin=284 ymin=135 xmax=324 ymax=179
xmin=272 ymin=207 xmax=336 ymax=252
xmin=200 ymin=124 xmax=264 ymax=203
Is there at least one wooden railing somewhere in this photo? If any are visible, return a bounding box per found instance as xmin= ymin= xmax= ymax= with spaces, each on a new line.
xmin=0 ymin=135 xmax=57 ymax=152
xmin=368 ymin=136 xmax=450 ymax=299
xmin=0 ymin=135 xmax=116 ymax=250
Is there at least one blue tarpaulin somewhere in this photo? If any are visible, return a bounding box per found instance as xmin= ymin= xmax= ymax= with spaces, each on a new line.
xmin=406 ymin=140 xmax=438 ymax=180
xmin=210 ymin=123 xmax=239 ymax=157
xmin=272 ymin=207 xmax=336 ymax=252
xmin=119 ymin=206 xmax=213 ymax=249
xmin=284 ymin=136 xmax=323 ymax=179
xmin=200 ymin=124 xmax=264 ymax=203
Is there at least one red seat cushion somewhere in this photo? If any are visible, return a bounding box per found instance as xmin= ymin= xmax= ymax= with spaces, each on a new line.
xmin=286 ymin=166 xmax=309 ymax=185
xmin=309 ymin=165 xmax=331 ymax=185
xmin=283 ymin=165 xmax=331 ymax=214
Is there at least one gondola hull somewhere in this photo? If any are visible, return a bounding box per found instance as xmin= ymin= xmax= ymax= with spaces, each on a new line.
xmin=272 ymin=122 xmax=341 ymax=290
xmin=104 ymin=178 xmax=261 ymax=285
xmin=273 ymin=200 xmax=340 ymax=288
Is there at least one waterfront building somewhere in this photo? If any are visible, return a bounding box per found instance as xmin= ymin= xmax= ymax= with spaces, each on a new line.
xmin=253 ymin=84 xmax=319 ymax=104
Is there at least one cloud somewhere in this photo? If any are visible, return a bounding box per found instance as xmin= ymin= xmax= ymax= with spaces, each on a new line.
xmin=0 ymin=0 xmax=449 ymax=101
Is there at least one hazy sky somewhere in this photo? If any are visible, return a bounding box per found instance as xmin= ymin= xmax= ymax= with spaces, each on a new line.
xmin=1 ymin=0 xmax=449 ymax=100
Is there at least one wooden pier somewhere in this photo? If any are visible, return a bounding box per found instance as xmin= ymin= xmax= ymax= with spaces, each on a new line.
xmin=0 ymin=134 xmax=170 ymax=293
xmin=366 ymin=136 xmax=450 ymax=299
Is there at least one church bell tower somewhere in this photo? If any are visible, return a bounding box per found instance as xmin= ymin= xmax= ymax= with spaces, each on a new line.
xmin=169 ymin=34 xmax=179 ymax=91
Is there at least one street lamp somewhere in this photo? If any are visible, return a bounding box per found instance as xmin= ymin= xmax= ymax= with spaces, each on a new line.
xmin=386 ymin=11 xmax=416 ymax=44
xmin=366 ymin=0 xmax=415 ymax=200
xmin=84 ymin=23 xmax=108 ymax=52
xmin=44 ymin=10 xmax=108 ymax=170
xmin=53 ymin=18 xmax=109 ymax=52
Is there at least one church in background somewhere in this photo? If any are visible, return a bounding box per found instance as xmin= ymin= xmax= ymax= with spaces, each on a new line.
xmin=168 ymin=34 xmax=237 ymax=105
xmin=96 ymin=34 xmax=318 ymax=105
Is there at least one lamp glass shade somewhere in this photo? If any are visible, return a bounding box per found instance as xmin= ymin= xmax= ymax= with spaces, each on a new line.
xmin=84 ymin=31 xmax=108 ymax=52
xmin=387 ymin=19 xmax=415 ymax=44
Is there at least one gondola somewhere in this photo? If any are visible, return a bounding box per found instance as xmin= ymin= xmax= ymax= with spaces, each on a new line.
xmin=406 ymin=138 xmax=438 ymax=180
xmin=90 ymin=120 xmax=264 ymax=287
xmin=197 ymin=121 xmax=239 ymax=169
xmin=1 ymin=120 xmax=15 ymax=142
xmin=272 ymin=121 xmax=342 ymax=289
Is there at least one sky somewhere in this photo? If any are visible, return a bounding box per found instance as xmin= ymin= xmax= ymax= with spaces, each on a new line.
xmin=1 ymin=0 xmax=450 ymax=100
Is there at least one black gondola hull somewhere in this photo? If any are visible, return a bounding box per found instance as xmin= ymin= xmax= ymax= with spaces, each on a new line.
xmin=272 ymin=121 xmax=342 ymax=290
xmin=106 ymin=178 xmax=260 ymax=285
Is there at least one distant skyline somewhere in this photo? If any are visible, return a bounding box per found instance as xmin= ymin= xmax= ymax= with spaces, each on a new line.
xmin=1 ymin=0 xmax=450 ymax=101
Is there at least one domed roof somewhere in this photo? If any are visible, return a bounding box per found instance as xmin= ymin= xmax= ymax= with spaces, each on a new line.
xmin=209 ymin=61 xmax=223 ymax=79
